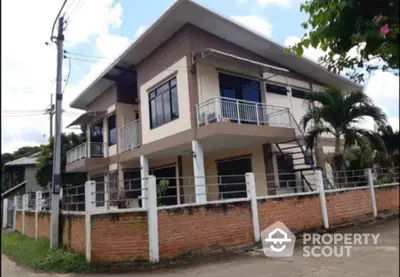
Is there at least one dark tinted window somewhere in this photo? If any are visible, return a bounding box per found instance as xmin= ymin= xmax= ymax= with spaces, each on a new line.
xmin=217 ymin=157 xmax=252 ymax=199
xmin=266 ymin=84 xmax=288 ymax=96
xmin=149 ymin=77 xmax=179 ymax=129
xmin=291 ymin=88 xmax=308 ymax=99
xmin=219 ymin=73 xmax=261 ymax=102
xmin=108 ymin=114 xmax=116 ymax=146
xmin=123 ymin=170 xmax=141 ymax=199
xmin=90 ymin=121 xmax=103 ymax=142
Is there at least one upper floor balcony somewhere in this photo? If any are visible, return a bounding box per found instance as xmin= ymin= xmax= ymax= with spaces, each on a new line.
xmin=119 ymin=119 xmax=140 ymax=153
xmin=65 ymin=142 xmax=108 ymax=172
xmin=196 ymin=96 xmax=293 ymax=128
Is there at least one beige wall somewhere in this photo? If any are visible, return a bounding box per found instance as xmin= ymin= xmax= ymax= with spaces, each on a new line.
xmin=87 ymin=84 xmax=117 ymax=111
xmin=264 ymin=73 xmax=310 ymax=90
xmin=140 ymin=57 xmax=191 ymax=145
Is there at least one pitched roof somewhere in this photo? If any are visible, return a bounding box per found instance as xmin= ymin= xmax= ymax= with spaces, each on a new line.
xmin=70 ymin=0 xmax=362 ymax=110
xmin=4 ymin=152 xmax=41 ymax=167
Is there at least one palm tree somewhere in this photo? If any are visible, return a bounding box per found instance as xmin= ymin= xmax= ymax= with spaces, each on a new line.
xmin=301 ymin=88 xmax=387 ymax=170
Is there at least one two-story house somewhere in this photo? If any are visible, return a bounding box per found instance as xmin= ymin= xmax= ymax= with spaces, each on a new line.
xmin=65 ymin=0 xmax=361 ymax=207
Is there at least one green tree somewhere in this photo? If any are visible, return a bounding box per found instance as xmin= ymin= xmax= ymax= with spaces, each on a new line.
xmin=290 ymin=0 xmax=399 ymax=82
xmin=301 ymin=88 xmax=387 ymax=170
xmin=35 ymin=132 xmax=86 ymax=188
xmin=375 ymin=124 xmax=400 ymax=167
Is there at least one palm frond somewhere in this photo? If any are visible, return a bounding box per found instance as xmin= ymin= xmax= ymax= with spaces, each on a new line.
xmin=304 ymin=125 xmax=335 ymax=150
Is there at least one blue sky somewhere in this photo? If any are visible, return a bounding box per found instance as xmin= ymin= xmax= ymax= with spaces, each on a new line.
xmin=2 ymin=0 xmax=398 ymax=153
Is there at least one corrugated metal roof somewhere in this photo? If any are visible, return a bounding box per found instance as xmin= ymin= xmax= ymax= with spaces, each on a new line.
xmin=4 ymin=152 xmax=41 ymax=167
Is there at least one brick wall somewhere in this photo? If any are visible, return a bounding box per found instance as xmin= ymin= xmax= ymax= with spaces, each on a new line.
xmin=158 ymin=202 xmax=253 ymax=258
xmin=91 ymin=212 xmax=149 ymax=262
xmin=24 ymin=211 xmax=36 ymax=238
xmin=326 ymin=188 xmax=372 ymax=226
xmin=375 ymin=185 xmax=399 ymax=212
xmin=37 ymin=212 xmax=51 ymax=239
xmin=15 ymin=211 xmax=22 ymax=232
xmin=258 ymin=194 xmax=323 ymax=232
xmin=62 ymin=214 xmax=86 ymax=254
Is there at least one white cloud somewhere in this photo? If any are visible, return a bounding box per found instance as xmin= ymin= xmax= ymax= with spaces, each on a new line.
xmin=1 ymin=0 xmax=130 ymax=154
xmin=231 ymin=15 xmax=272 ymax=38
xmin=258 ymin=0 xmax=291 ymax=8
xmin=284 ymin=36 xmax=326 ymax=64
xmin=134 ymin=25 xmax=149 ymax=40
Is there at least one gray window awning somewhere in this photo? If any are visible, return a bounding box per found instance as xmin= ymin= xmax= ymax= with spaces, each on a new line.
xmin=192 ymin=48 xmax=289 ymax=75
xmin=66 ymin=111 xmax=107 ymax=128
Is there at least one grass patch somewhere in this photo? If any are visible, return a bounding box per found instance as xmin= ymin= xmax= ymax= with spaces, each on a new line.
xmin=1 ymin=232 xmax=90 ymax=273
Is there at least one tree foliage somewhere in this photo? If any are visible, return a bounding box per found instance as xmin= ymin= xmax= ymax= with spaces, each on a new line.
xmin=301 ymin=88 xmax=387 ymax=169
xmin=35 ymin=132 xmax=86 ymax=188
xmin=290 ymin=0 xmax=399 ymax=82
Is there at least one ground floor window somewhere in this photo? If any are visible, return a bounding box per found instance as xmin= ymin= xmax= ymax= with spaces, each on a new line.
xmin=92 ymin=175 xmax=104 ymax=207
xmin=216 ymin=157 xmax=251 ymax=199
xmin=276 ymin=154 xmax=296 ymax=189
xmin=151 ymin=165 xmax=177 ymax=206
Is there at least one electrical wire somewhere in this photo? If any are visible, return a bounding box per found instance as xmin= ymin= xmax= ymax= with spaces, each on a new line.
xmin=50 ymin=0 xmax=69 ymax=41
xmin=62 ymin=55 xmax=72 ymax=94
xmin=66 ymin=0 xmax=83 ymax=25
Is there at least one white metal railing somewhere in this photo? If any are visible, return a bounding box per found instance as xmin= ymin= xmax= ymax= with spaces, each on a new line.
xmin=66 ymin=142 xmax=106 ymax=164
xmin=120 ymin=119 xmax=140 ymax=153
xmin=66 ymin=142 xmax=87 ymax=164
xmin=196 ymin=96 xmax=292 ymax=128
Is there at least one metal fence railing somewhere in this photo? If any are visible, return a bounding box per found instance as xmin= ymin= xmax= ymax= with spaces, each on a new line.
xmin=66 ymin=142 xmax=106 ymax=164
xmin=372 ymin=167 xmax=400 ymax=186
xmin=196 ymin=97 xmax=292 ymax=128
xmin=327 ymin=169 xmax=368 ymax=190
xmin=120 ymin=119 xmax=140 ymax=153
xmin=61 ymin=185 xmax=86 ymax=211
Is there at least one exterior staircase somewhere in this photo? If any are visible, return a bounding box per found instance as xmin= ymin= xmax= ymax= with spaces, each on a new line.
xmin=274 ymin=115 xmax=334 ymax=191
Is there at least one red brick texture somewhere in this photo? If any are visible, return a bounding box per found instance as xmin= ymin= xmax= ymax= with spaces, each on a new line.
xmin=326 ymin=188 xmax=373 ymax=226
xmin=37 ymin=212 xmax=51 ymax=239
xmin=157 ymin=202 xmax=253 ymax=258
xmin=375 ymin=186 xmax=399 ymax=212
xmin=15 ymin=211 xmax=22 ymax=232
xmin=62 ymin=214 xmax=86 ymax=254
xmin=24 ymin=211 xmax=36 ymax=238
xmin=90 ymin=212 xmax=149 ymax=262
xmin=258 ymin=194 xmax=323 ymax=232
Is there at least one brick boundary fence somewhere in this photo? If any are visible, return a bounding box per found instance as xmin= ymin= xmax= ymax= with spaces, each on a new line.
xmin=12 ymin=175 xmax=400 ymax=263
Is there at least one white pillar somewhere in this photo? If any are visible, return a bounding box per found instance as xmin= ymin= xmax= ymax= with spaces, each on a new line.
xmin=85 ymin=181 xmax=96 ymax=261
xmin=140 ymin=155 xmax=149 ymax=209
xmin=2 ymin=199 xmax=8 ymax=229
xmin=86 ymin=125 xmax=91 ymax=158
xmin=365 ymin=168 xmax=378 ymax=217
xmin=246 ymin=173 xmax=260 ymax=242
xmin=295 ymin=171 xmax=303 ymax=192
xmin=104 ymin=174 xmax=110 ymax=210
xmin=192 ymin=140 xmax=207 ymax=203
xmin=13 ymin=196 xmax=18 ymax=232
xmin=147 ymin=175 xmax=159 ymax=262
xmin=315 ymin=170 xmax=329 ymax=228
xmin=35 ymin=191 xmax=43 ymax=239
xmin=22 ymin=194 xmax=28 ymax=235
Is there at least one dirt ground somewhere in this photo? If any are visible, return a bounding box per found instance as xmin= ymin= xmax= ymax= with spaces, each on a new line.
xmin=2 ymin=217 xmax=399 ymax=277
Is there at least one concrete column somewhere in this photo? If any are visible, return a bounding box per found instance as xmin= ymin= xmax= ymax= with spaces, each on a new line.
xmin=35 ymin=191 xmax=43 ymax=239
xmin=295 ymin=171 xmax=303 ymax=192
xmin=192 ymin=140 xmax=207 ymax=203
xmin=103 ymin=117 xmax=109 ymax=157
xmin=2 ymin=199 xmax=8 ymax=229
xmin=365 ymin=168 xmax=378 ymax=217
xmin=315 ymin=170 xmax=329 ymax=228
xmin=140 ymin=155 xmax=149 ymax=209
xmin=22 ymin=194 xmax=28 ymax=235
xmin=85 ymin=180 xmax=96 ymax=261
xmin=246 ymin=173 xmax=260 ymax=242
xmin=147 ymin=175 xmax=159 ymax=263
xmin=13 ymin=196 xmax=18 ymax=232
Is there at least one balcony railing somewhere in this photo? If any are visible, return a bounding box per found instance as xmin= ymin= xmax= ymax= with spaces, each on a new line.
xmin=120 ymin=119 xmax=140 ymax=153
xmin=196 ymin=97 xmax=292 ymax=128
xmin=66 ymin=142 xmax=106 ymax=164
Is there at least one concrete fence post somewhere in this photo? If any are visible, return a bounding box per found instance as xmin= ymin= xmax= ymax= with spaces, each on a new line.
xmin=365 ymin=168 xmax=378 ymax=217
xmin=22 ymin=194 xmax=28 ymax=235
xmin=13 ymin=196 xmax=18 ymax=232
xmin=85 ymin=181 xmax=96 ymax=261
xmin=246 ymin=172 xmax=260 ymax=242
xmin=147 ymin=175 xmax=160 ymax=263
xmin=104 ymin=174 xmax=110 ymax=210
xmin=35 ymin=191 xmax=42 ymax=239
xmin=315 ymin=170 xmax=329 ymax=229
xmin=2 ymin=198 xmax=8 ymax=229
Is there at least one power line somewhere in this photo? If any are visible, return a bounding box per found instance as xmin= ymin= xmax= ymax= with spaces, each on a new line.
xmin=62 ymin=55 xmax=72 ymax=94
xmin=50 ymin=0 xmax=69 ymax=41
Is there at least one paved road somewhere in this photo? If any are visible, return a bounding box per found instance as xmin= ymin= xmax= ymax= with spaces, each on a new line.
xmin=2 ymin=217 xmax=399 ymax=277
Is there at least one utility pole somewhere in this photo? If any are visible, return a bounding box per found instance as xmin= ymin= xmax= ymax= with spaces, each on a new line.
xmin=50 ymin=15 xmax=65 ymax=249
xmin=44 ymin=94 xmax=55 ymax=139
